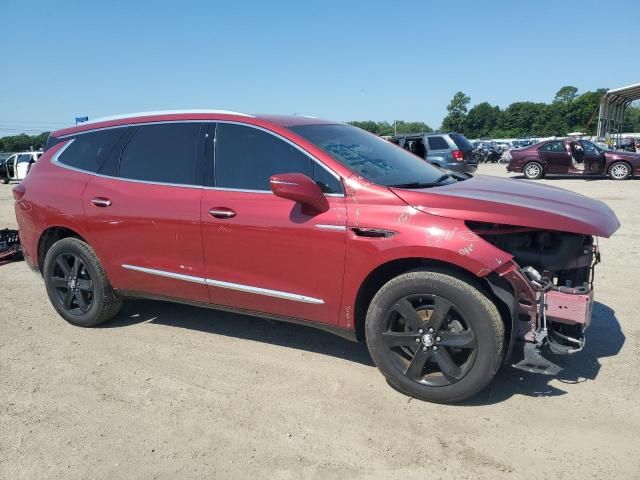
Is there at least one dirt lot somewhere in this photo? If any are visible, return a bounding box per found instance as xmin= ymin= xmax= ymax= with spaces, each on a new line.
xmin=1 ymin=164 xmax=639 ymax=479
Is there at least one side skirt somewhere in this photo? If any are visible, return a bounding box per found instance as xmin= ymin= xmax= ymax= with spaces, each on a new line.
xmin=115 ymin=289 xmax=359 ymax=342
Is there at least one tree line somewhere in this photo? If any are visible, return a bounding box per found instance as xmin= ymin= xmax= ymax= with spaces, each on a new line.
xmin=439 ymin=86 xmax=609 ymax=138
xmin=350 ymin=86 xmax=640 ymax=139
xmin=0 ymin=132 xmax=49 ymax=152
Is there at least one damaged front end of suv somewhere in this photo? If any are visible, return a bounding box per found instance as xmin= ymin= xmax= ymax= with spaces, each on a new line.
xmin=393 ymin=174 xmax=620 ymax=377
xmin=471 ymin=223 xmax=600 ymax=374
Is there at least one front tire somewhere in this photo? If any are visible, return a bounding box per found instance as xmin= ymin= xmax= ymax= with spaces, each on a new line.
xmin=365 ymin=271 xmax=504 ymax=404
xmin=43 ymin=237 xmax=122 ymax=327
xmin=608 ymin=161 xmax=631 ymax=180
xmin=523 ymin=161 xmax=544 ymax=179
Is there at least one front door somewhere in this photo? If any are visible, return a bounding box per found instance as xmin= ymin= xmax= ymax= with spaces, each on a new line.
xmin=200 ymin=122 xmax=347 ymax=325
xmin=538 ymin=140 xmax=570 ymax=173
xmin=83 ymin=122 xmax=209 ymax=303
xmin=580 ymin=140 xmax=606 ymax=175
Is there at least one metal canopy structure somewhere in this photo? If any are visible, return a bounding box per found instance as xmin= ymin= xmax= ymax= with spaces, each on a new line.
xmin=596 ymin=82 xmax=640 ymax=140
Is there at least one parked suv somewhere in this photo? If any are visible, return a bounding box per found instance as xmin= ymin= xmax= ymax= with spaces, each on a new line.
xmin=391 ymin=132 xmax=477 ymax=173
xmin=14 ymin=111 xmax=619 ymax=403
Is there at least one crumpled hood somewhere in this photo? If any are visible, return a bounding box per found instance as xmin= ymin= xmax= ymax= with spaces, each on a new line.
xmin=390 ymin=175 xmax=620 ymax=237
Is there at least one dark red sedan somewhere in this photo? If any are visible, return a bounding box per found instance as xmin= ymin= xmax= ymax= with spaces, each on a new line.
xmin=507 ymin=138 xmax=640 ymax=180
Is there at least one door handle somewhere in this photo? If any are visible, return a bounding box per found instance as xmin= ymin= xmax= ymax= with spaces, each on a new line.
xmin=91 ymin=197 xmax=112 ymax=207
xmin=208 ymin=207 xmax=236 ymax=219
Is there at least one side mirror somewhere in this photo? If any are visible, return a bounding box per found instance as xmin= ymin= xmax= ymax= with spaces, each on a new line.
xmin=269 ymin=173 xmax=329 ymax=213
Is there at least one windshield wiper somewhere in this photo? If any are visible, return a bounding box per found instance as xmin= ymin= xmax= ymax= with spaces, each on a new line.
xmin=389 ymin=174 xmax=452 ymax=189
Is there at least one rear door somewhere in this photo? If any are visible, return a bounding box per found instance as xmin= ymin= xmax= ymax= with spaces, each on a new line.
xmin=200 ymin=122 xmax=347 ymax=325
xmin=426 ymin=135 xmax=450 ymax=165
xmin=82 ymin=122 xmax=209 ymax=303
xmin=538 ymin=141 xmax=570 ymax=173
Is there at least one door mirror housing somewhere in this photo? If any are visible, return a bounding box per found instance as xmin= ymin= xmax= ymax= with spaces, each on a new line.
xmin=270 ymin=173 xmax=329 ymax=213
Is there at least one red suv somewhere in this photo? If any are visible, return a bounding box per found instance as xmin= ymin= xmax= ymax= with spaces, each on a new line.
xmin=14 ymin=111 xmax=620 ymax=403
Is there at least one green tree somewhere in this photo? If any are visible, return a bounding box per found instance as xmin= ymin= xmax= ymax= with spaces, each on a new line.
xmin=496 ymin=102 xmax=547 ymax=137
xmin=441 ymin=91 xmax=470 ymax=132
xmin=463 ymin=102 xmax=502 ymax=138
xmin=554 ymin=85 xmax=579 ymax=104
xmin=393 ymin=121 xmax=432 ymax=135
xmin=621 ymin=104 xmax=640 ymax=133
xmin=564 ymin=89 xmax=606 ymax=134
xmin=0 ymin=132 xmax=49 ymax=152
xmin=348 ymin=120 xmax=431 ymax=136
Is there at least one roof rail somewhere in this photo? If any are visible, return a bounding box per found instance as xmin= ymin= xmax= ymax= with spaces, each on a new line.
xmin=80 ymin=109 xmax=253 ymax=125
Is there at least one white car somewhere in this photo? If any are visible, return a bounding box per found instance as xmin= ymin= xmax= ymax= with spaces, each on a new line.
xmin=1 ymin=151 xmax=43 ymax=184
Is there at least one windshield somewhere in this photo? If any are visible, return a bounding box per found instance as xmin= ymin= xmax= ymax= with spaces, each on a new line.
xmin=289 ymin=124 xmax=446 ymax=187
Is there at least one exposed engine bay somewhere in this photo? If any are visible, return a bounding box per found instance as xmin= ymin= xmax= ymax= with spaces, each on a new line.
xmin=468 ymin=222 xmax=599 ymax=375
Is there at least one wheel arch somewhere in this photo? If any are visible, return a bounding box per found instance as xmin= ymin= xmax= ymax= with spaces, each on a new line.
xmin=352 ymin=258 xmax=514 ymax=358
xmin=37 ymin=226 xmax=88 ymax=274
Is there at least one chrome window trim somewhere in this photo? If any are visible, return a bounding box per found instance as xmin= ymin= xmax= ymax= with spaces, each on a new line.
xmin=57 ymin=119 xmax=210 ymax=139
xmin=52 ymin=121 xmax=346 ymax=197
xmin=121 ymin=264 xmax=324 ymax=305
xmin=51 ymin=139 xmax=203 ymax=190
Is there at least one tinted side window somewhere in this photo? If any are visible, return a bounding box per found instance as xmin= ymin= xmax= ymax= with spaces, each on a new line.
xmin=45 ymin=135 xmax=64 ymax=152
xmin=428 ymin=136 xmax=449 ymax=150
xmin=312 ymin=162 xmax=342 ymax=194
xmin=119 ymin=123 xmax=201 ymax=184
xmin=58 ymin=129 xmax=124 ymax=172
xmin=215 ymin=123 xmax=314 ymax=191
xmin=449 ymin=133 xmax=473 ymax=150
xmin=540 ymin=141 xmax=565 ymax=152
xmin=580 ymin=141 xmax=600 ymax=154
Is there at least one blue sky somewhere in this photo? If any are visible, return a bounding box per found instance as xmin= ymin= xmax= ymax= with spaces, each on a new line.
xmin=1 ymin=0 xmax=638 ymax=137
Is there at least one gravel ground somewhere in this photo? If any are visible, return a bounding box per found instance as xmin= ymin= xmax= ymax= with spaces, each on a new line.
xmin=1 ymin=163 xmax=639 ymax=479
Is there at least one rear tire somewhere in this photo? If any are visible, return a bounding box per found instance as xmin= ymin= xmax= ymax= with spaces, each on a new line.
xmin=365 ymin=271 xmax=504 ymax=404
xmin=0 ymin=178 xmax=9 ymax=184
xmin=43 ymin=237 xmax=122 ymax=327
xmin=523 ymin=161 xmax=544 ymax=180
xmin=608 ymin=161 xmax=631 ymax=180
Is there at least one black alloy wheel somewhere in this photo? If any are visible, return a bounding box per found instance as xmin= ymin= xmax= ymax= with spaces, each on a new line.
xmin=43 ymin=237 xmax=122 ymax=327
xmin=48 ymin=252 xmax=95 ymax=315
xmin=366 ymin=271 xmax=504 ymax=404
xmin=381 ymin=294 xmax=477 ymax=386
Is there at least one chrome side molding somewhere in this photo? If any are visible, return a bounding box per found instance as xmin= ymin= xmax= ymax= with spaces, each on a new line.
xmin=122 ymin=264 xmax=206 ymax=284
xmin=204 ymin=278 xmax=324 ymax=304
xmin=121 ymin=264 xmax=324 ymax=305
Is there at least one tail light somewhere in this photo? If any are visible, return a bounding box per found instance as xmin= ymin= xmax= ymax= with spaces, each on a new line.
xmin=12 ymin=184 xmax=26 ymax=200
xmin=452 ymin=150 xmax=464 ymax=161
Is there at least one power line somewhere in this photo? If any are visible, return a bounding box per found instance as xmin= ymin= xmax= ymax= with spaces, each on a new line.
xmin=0 ymin=128 xmax=52 ymax=133
xmin=0 ymin=119 xmax=68 ymax=125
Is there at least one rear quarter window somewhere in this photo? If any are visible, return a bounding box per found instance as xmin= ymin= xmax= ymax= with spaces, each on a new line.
xmin=58 ymin=128 xmax=126 ymax=172
xmin=427 ymin=136 xmax=449 ymax=150
xmin=449 ymin=133 xmax=473 ymax=151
